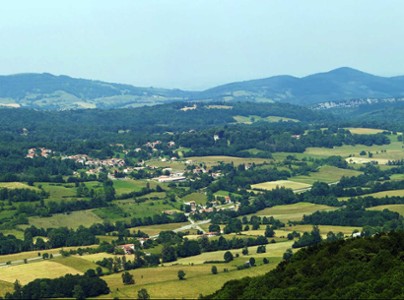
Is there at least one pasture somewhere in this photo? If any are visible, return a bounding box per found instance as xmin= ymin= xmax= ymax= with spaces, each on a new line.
xmin=284 ymin=225 xmax=361 ymax=236
xmin=53 ymin=256 xmax=101 ymax=272
xmin=113 ymin=179 xmax=147 ymax=196
xmin=100 ymin=243 xmax=288 ymax=299
xmin=28 ymin=209 xmax=103 ymax=229
xmin=249 ymin=202 xmax=337 ymax=222
xmin=233 ymin=115 xmax=299 ymax=124
xmin=186 ymin=156 xmax=270 ymax=168
xmin=35 ymin=182 xmax=78 ymax=203
xmin=290 ymin=165 xmax=362 ymax=184
xmin=345 ymin=127 xmax=386 ymax=134
xmin=251 ymin=180 xmax=311 ymax=191
xmin=181 ymin=192 xmax=207 ymax=205
xmin=113 ymin=198 xmax=181 ymax=219
xmin=339 ymin=189 xmax=404 ymax=201
xmin=367 ymin=204 xmax=404 ymax=216
xmin=0 ymin=182 xmax=39 ymax=191
xmin=0 ymin=246 xmax=96 ymax=264
xmin=305 ymin=139 xmax=404 ymax=161
xmin=0 ymin=260 xmax=81 ymax=284
xmin=129 ymin=222 xmax=189 ymax=236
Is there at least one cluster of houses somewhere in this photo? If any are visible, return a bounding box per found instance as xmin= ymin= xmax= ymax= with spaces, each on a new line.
xmin=64 ymin=154 xmax=126 ymax=168
xmin=26 ymin=147 xmax=52 ymax=158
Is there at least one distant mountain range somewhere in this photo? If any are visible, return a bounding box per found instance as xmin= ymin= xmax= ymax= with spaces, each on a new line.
xmin=1 ymin=67 xmax=404 ymax=110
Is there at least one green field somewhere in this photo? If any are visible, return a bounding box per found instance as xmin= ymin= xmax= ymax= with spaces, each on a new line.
xmin=290 ymin=165 xmax=362 ymax=184
xmin=99 ymin=242 xmax=289 ymax=300
xmin=0 ymin=246 xmax=97 ymax=264
xmin=251 ymin=180 xmax=311 ymax=191
xmin=53 ymin=256 xmax=101 ymax=272
xmin=249 ymin=202 xmax=337 ymax=222
xmin=283 ymin=225 xmax=361 ymax=237
xmin=181 ymin=192 xmax=207 ymax=205
xmin=111 ymin=198 xmax=181 ymax=219
xmin=0 ymin=260 xmax=81 ymax=284
xmin=345 ymin=127 xmax=386 ymax=134
xmin=233 ymin=115 xmax=299 ymax=124
xmin=186 ymin=156 xmax=270 ymax=168
xmin=28 ymin=209 xmax=103 ymax=229
xmin=389 ymin=174 xmax=404 ymax=181
xmin=35 ymin=182 xmax=81 ymax=203
xmin=305 ymin=138 xmax=404 ymax=162
xmin=129 ymin=222 xmax=189 ymax=236
xmin=339 ymin=189 xmax=404 ymax=201
xmin=113 ymin=179 xmax=148 ymax=196
xmin=367 ymin=204 xmax=404 ymax=216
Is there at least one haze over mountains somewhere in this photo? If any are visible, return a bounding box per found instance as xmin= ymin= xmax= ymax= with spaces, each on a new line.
xmin=1 ymin=67 xmax=404 ymax=110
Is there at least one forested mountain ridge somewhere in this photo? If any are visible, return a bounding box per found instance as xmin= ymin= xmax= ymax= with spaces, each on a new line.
xmin=206 ymin=231 xmax=404 ymax=299
xmin=2 ymin=68 xmax=404 ymax=109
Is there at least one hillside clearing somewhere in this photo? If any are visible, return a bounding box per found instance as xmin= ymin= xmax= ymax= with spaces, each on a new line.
xmin=251 ymin=180 xmax=311 ymax=191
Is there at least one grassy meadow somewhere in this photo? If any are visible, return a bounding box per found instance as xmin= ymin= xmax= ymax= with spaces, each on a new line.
xmin=251 ymin=180 xmax=311 ymax=191
xmin=367 ymin=204 xmax=404 ymax=216
xmin=248 ymin=202 xmax=337 ymax=222
xmin=339 ymin=189 xmax=404 ymax=201
xmin=290 ymin=165 xmax=362 ymax=184
xmin=233 ymin=115 xmax=299 ymax=124
xmin=186 ymin=156 xmax=270 ymax=168
xmin=345 ymin=128 xmax=386 ymax=134
xmin=181 ymin=192 xmax=207 ymax=205
xmin=28 ymin=209 xmax=103 ymax=229
xmin=0 ymin=261 xmax=81 ymax=284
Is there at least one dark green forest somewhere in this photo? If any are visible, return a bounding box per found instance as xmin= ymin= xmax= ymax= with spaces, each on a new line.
xmin=207 ymin=231 xmax=404 ymax=299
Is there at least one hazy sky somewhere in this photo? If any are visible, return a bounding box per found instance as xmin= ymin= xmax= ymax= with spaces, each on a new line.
xmin=1 ymin=0 xmax=404 ymax=90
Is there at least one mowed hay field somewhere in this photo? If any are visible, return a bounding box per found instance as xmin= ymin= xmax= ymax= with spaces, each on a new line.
xmin=250 ymin=202 xmax=337 ymax=222
xmin=0 ymin=261 xmax=81 ymax=284
xmin=368 ymin=204 xmax=404 ymax=216
xmin=345 ymin=127 xmax=386 ymax=134
xmin=186 ymin=156 xmax=271 ymax=168
xmin=290 ymin=166 xmax=362 ymax=184
xmin=0 ymin=280 xmax=14 ymax=296
xmin=251 ymin=180 xmax=311 ymax=191
xmin=28 ymin=209 xmax=103 ymax=229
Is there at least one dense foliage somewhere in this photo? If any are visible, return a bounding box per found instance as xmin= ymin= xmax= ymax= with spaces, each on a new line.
xmin=207 ymin=231 xmax=404 ymax=299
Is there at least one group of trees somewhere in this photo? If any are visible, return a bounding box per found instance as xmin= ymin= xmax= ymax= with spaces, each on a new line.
xmin=5 ymin=273 xmax=109 ymax=299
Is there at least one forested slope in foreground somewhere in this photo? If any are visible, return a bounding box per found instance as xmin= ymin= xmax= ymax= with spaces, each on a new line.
xmin=207 ymin=231 xmax=404 ymax=299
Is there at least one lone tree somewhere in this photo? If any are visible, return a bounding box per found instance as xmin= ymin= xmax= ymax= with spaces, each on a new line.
xmin=224 ymin=251 xmax=234 ymax=262
xmin=178 ymin=270 xmax=186 ymax=280
xmin=211 ymin=265 xmax=218 ymax=275
xmin=249 ymin=257 xmax=256 ymax=267
xmin=121 ymin=271 xmax=135 ymax=285
xmin=137 ymin=288 xmax=150 ymax=300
